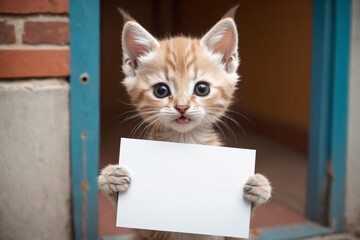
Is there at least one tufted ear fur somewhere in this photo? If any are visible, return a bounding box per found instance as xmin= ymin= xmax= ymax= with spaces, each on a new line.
xmin=120 ymin=10 xmax=159 ymax=75
xmin=200 ymin=6 xmax=239 ymax=73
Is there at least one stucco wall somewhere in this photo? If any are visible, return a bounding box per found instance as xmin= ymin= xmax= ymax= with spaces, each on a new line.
xmin=346 ymin=0 xmax=360 ymax=234
xmin=0 ymin=80 xmax=71 ymax=240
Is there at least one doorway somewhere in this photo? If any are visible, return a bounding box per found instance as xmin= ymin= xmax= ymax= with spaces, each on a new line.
xmin=99 ymin=0 xmax=312 ymax=237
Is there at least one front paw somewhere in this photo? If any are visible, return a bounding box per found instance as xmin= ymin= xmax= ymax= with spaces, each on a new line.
xmin=98 ymin=164 xmax=131 ymax=197
xmin=243 ymin=174 xmax=271 ymax=206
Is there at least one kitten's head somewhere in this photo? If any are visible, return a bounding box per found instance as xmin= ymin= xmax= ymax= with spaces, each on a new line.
xmin=121 ymin=7 xmax=240 ymax=133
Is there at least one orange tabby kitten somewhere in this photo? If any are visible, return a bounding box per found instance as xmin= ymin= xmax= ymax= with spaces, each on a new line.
xmin=98 ymin=7 xmax=271 ymax=240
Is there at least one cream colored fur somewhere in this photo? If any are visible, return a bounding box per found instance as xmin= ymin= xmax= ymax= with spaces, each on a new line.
xmin=99 ymin=8 xmax=271 ymax=240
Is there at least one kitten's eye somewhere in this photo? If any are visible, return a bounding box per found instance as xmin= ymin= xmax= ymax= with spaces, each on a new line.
xmin=194 ymin=82 xmax=210 ymax=96
xmin=154 ymin=84 xmax=170 ymax=98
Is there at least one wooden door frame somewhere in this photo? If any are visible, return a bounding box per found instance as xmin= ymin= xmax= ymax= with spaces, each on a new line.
xmin=70 ymin=0 xmax=100 ymax=239
xmin=306 ymin=0 xmax=351 ymax=232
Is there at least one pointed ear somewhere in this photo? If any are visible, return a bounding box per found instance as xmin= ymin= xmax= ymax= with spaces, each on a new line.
xmin=200 ymin=7 xmax=238 ymax=69
xmin=121 ymin=13 xmax=159 ymax=72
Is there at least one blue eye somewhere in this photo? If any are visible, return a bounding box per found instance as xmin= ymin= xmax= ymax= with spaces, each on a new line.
xmin=154 ymin=84 xmax=170 ymax=98
xmin=194 ymin=82 xmax=210 ymax=96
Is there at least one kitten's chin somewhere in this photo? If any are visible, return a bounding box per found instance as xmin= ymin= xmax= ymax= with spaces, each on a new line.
xmin=168 ymin=120 xmax=199 ymax=133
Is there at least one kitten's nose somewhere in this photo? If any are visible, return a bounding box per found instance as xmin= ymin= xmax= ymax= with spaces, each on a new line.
xmin=175 ymin=105 xmax=189 ymax=114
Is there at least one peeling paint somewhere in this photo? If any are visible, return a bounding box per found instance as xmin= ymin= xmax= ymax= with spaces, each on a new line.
xmin=250 ymin=228 xmax=262 ymax=237
xmin=81 ymin=132 xmax=88 ymax=240
xmin=326 ymin=161 xmax=335 ymax=182
xmin=321 ymin=160 xmax=333 ymax=226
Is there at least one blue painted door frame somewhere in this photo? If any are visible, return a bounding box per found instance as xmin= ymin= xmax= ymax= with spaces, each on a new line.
xmin=253 ymin=0 xmax=352 ymax=239
xmin=306 ymin=0 xmax=351 ymax=232
xmin=68 ymin=0 xmax=351 ymax=239
xmin=70 ymin=0 xmax=100 ymax=239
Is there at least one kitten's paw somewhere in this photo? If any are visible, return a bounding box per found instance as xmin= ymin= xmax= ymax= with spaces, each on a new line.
xmin=98 ymin=164 xmax=131 ymax=197
xmin=243 ymin=174 xmax=271 ymax=206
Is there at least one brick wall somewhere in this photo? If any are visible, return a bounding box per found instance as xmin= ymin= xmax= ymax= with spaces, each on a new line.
xmin=0 ymin=0 xmax=69 ymax=79
xmin=0 ymin=1 xmax=72 ymax=239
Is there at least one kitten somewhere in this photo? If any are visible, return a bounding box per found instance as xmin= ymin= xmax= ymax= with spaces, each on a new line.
xmin=98 ymin=7 xmax=271 ymax=240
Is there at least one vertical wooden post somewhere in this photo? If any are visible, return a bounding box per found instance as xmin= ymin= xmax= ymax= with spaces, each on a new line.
xmin=329 ymin=0 xmax=351 ymax=232
xmin=70 ymin=0 xmax=100 ymax=239
xmin=307 ymin=0 xmax=335 ymax=225
xmin=307 ymin=0 xmax=351 ymax=231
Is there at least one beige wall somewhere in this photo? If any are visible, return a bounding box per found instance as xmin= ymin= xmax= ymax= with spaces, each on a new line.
xmin=234 ymin=0 xmax=312 ymax=132
xmin=0 ymin=80 xmax=72 ymax=240
xmin=346 ymin=0 xmax=360 ymax=234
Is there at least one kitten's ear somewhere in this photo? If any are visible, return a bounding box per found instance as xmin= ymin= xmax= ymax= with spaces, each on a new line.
xmin=119 ymin=9 xmax=159 ymax=74
xmin=200 ymin=6 xmax=239 ymax=72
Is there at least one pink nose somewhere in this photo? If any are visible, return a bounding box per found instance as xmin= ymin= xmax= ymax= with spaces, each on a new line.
xmin=175 ymin=105 xmax=189 ymax=114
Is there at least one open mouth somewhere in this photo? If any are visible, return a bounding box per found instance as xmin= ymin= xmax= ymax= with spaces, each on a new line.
xmin=176 ymin=116 xmax=190 ymax=124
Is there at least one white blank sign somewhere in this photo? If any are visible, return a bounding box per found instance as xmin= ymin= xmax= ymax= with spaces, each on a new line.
xmin=116 ymin=138 xmax=255 ymax=238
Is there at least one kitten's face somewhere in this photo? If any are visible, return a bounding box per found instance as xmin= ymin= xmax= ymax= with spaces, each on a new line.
xmin=121 ymin=10 xmax=239 ymax=133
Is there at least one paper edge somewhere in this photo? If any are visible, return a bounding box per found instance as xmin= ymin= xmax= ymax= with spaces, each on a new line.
xmin=116 ymin=137 xmax=255 ymax=239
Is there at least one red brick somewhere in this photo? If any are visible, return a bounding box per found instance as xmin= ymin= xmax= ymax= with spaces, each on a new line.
xmin=0 ymin=21 xmax=16 ymax=44
xmin=0 ymin=49 xmax=69 ymax=78
xmin=23 ymin=22 xmax=69 ymax=44
xmin=0 ymin=0 xmax=68 ymax=14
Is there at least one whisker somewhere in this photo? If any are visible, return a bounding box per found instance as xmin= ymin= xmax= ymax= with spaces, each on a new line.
xmin=118 ymin=113 xmax=141 ymax=125
xmin=207 ymin=114 xmax=238 ymax=143
xmin=117 ymin=116 xmax=142 ymax=135
xmin=114 ymin=109 xmax=138 ymax=120
xmin=202 ymin=117 xmax=225 ymax=138
xmin=206 ymin=107 xmax=254 ymax=125
xmin=131 ymin=114 xmax=161 ymax=137
xmin=206 ymin=109 xmax=247 ymax=137
xmin=116 ymin=99 xmax=135 ymax=106
xmin=139 ymin=117 xmax=162 ymax=139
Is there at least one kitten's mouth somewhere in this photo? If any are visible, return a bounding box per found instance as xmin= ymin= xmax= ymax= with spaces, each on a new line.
xmin=176 ymin=116 xmax=190 ymax=124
